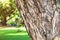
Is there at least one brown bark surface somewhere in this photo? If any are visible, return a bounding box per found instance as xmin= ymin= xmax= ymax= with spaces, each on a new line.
xmin=1 ymin=11 xmax=7 ymax=25
xmin=15 ymin=0 xmax=60 ymax=40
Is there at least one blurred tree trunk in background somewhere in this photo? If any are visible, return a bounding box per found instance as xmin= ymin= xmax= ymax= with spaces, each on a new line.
xmin=1 ymin=11 xmax=7 ymax=25
xmin=15 ymin=0 xmax=60 ymax=40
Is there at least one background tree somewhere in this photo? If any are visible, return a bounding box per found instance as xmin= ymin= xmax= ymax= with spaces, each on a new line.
xmin=15 ymin=0 xmax=60 ymax=40
xmin=0 ymin=0 xmax=19 ymax=25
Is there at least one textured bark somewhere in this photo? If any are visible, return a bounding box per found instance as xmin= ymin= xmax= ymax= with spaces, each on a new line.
xmin=15 ymin=0 xmax=60 ymax=40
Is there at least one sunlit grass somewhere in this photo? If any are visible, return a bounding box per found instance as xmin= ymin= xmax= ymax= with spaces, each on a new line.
xmin=0 ymin=27 xmax=30 ymax=40
xmin=5 ymin=32 xmax=28 ymax=35
xmin=0 ymin=27 xmax=26 ymax=31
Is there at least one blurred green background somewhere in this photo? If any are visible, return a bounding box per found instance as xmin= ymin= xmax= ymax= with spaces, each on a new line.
xmin=0 ymin=0 xmax=30 ymax=40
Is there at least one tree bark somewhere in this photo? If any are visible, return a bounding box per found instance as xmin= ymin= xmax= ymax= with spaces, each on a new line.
xmin=1 ymin=11 xmax=7 ymax=26
xmin=15 ymin=0 xmax=60 ymax=40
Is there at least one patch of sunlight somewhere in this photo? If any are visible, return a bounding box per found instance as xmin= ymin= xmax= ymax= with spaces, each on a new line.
xmin=0 ymin=27 xmax=26 ymax=31
xmin=5 ymin=33 xmax=28 ymax=35
xmin=0 ymin=0 xmax=9 ymax=3
xmin=0 ymin=0 xmax=6 ymax=2
xmin=54 ymin=36 xmax=60 ymax=40
xmin=0 ymin=27 xmax=17 ymax=30
xmin=20 ymin=27 xmax=26 ymax=31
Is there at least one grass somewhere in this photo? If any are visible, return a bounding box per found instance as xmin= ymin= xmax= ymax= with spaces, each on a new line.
xmin=0 ymin=27 xmax=30 ymax=40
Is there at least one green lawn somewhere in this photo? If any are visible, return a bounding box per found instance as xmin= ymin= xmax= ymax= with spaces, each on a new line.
xmin=0 ymin=27 xmax=30 ymax=40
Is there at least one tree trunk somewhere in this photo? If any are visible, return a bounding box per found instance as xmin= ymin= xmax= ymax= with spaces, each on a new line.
xmin=1 ymin=12 xmax=7 ymax=25
xmin=15 ymin=0 xmax=60 ymax=40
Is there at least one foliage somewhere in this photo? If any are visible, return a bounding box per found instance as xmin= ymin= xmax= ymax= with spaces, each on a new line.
xmin=0 ymin=0 xmax=24 ymax=26
xmin=0 ymin=0 xmax=20 ymax=21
